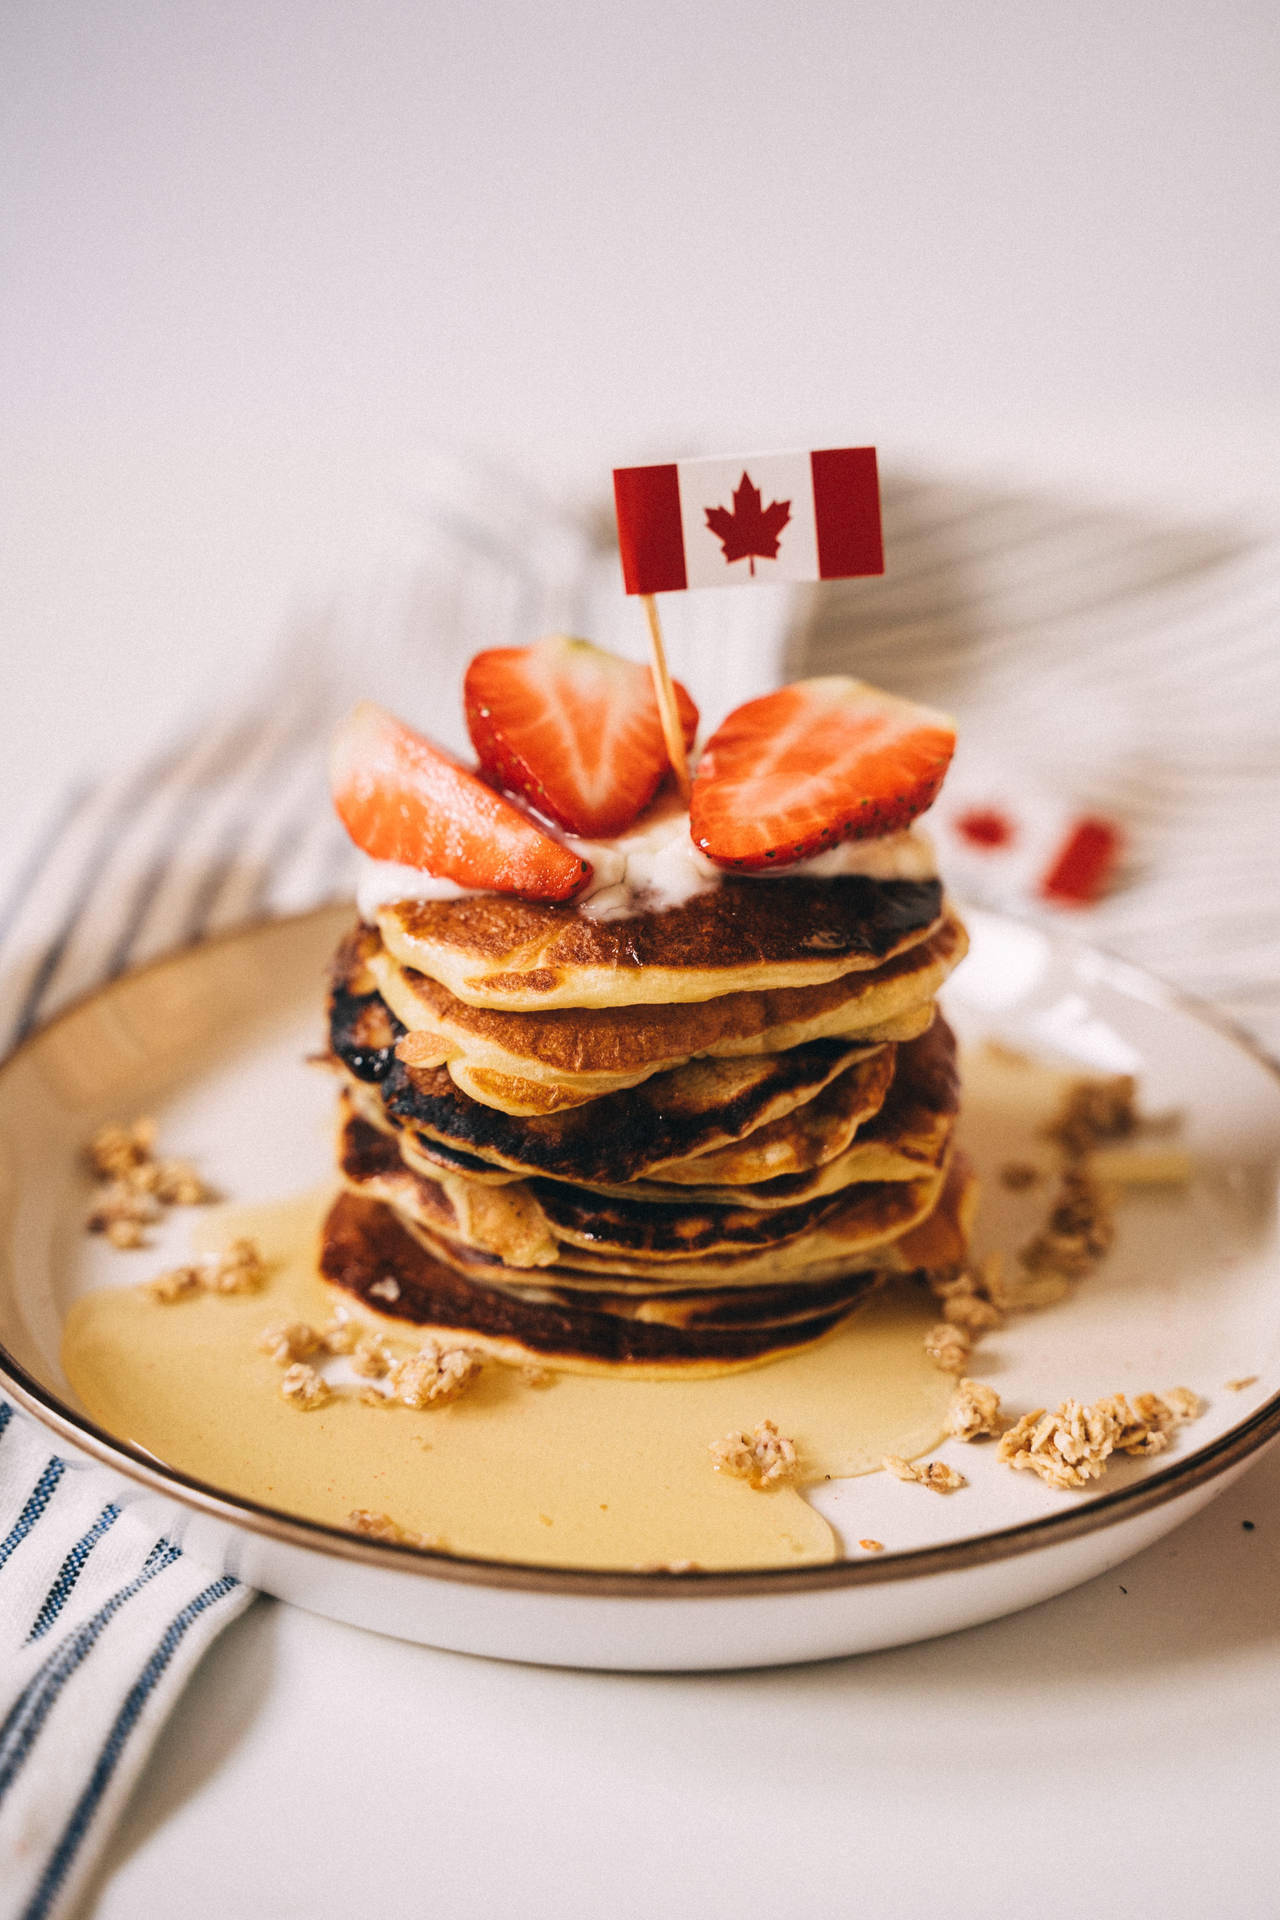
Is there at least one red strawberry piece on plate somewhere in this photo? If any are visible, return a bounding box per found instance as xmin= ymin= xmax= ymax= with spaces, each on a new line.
xmin=1038 ymin=815 xmax=1123 ymax=907
xmin=689 ymin=677 xmax=956 ymax=871
xmin=464 ymin=635 xmax=699 ymax=839
xmin=330 ymin=702 xmax=592 ymax=901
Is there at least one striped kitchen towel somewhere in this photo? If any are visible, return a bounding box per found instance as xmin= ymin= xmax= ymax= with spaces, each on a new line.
xmin=0 ymin=1406 xmax=254 ymax=1920
xmin=1 ymin=457 xmax=1278 ymax=1917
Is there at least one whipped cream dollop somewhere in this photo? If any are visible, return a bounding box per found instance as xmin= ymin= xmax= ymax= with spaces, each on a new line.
xmin=356 ymin=804 xmax=937 ymax=924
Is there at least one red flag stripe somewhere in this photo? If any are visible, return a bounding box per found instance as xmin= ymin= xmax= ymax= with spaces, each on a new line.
xmin=811 ymin=447 xmax=884 ymax=579
xmin=613 ymin=464 xmax=686 ymax=595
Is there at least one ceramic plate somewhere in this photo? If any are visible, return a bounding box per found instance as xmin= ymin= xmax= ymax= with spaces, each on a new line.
xmin=1 ymin=904 xmax=1278 ymax=1671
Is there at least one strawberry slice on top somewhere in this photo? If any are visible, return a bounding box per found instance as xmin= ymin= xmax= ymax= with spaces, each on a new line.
xmin=464 ymin=635 xmax=699 ymax=839
xmin=330 ymin=702 xmax=591 ymax=901
xmin=689 ymin=677 xmax=956 ymax=871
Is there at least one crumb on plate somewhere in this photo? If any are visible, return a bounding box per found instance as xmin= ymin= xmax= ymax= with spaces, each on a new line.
xmin=347 ymin=1509 xmax=441 ymax=1549
xmin=881 ymin=1454 xmax=967 ymax=1493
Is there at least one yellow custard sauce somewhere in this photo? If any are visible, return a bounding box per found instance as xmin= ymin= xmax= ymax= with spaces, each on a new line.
xmin=62 ymin=1192 xmax=954 ymax=1572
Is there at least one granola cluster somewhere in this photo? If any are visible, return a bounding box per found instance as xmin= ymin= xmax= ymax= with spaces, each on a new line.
xmin=85 ymin=1117 xmax=214 ymax=1248
xmin=257 ymin=1314 xmax=358 ymax=1363
xmin=1018 ymin=1164 xmax=1115 ymax=1293
xmin=923 ymin=1253 xmax=1006 ymax=1368
xmin=388 ymin=1341 xmax=482 ymax=1409
xmin=144 ymin=1237 xmax=267 ymax=1303
xmin=709 ymin=1419 xmax=800 ymax=1490
xmin=996 ymin=1388 xmax=1202 ymax=1490
xmin=923 ymin=1320 xmax=974 ymax=1374
xmin=1046 ymin=1073 xmax=1138 ymax=1157
xmin=944 ymin=1378 xmax=1004 ymax=1442
xmin=257 ymin=1310 xmax=483 ymax=1413
xmin=919 ymin=1072 xmax=1136 ymax=1386
xmin=870 ymin=1065 xmax=1206 ymax=1520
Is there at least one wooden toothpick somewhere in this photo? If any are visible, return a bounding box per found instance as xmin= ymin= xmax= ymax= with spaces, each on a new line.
xmin=640 ymin=593 xmax=691 ymax=804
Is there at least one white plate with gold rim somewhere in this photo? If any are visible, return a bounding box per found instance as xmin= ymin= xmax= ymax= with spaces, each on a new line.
xmin=0 ymin=903 xmax=1278 ymax=1671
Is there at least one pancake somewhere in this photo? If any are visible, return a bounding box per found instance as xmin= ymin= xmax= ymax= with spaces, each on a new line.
xmin=339 ymin=1103 xmax=859 ymax=1265
xmin=377 ymin=873 xmax=945 ymax=1011
xmin=364 ymin=910 xmax=966 ymax=1112
xmin=337 ymin=1097 xmax=561 ymax=1267
xmin=319 ymin=1191 xmax=876 ymax=1375
xmin=318 ymin=1148 xmax=976 ymax=1374
xmin=371 ymin=1027 xmax=955 ymax=1215
xmin=641 ymin=1017 xmax=959 ymax=1198
xmin=386 ymin=1155 xmax=949 ymax=1290
xmin=328 ymin=974 xmax=898 ymax=1184
xmin=434 ymin=1011 xmax=930 ymax=1116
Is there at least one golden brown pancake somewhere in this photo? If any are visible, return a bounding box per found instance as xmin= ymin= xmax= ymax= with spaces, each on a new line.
xmin=319 ymin=1191 xmax=880 ymax=1374
xmin=377 ymin=873 xmax=944 ymax=1011
xmin=359 ymin=911 xmax=965 ymax=1111
xmin=317 ymin=1149 xmax=976 ymax=1374
xmin=638 ymin=1017 xmax=960 ymax=1201
xmin=331 ymin=978 xmax=898 ymax=1185
xmin=387 ymin=1156 xmax=949 ymax=1290
xmin=336 ymin=1098 xmax=561 ymax=1266
xmin=339 ymin=1103 xmax=860 ymax=1265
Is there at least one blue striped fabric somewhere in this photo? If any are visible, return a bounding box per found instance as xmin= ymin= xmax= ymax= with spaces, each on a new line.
xmin=0 ymin=1409 xmax=253 ymax=1920
xmin=0 ymin=464 xmax=1277 ymax=1916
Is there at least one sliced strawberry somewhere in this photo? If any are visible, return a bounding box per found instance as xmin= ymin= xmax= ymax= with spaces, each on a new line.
xmin=464 ymin=635 xmax=699 ymax=839
xmin=330 ymin=702 xmax=591 ymax=901
xmin=689 ymin=677 xmax=956 ymax=871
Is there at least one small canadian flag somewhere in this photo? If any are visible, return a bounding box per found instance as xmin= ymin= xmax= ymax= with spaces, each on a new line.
xmin=613 ymin=446 xmax=883 ymax=595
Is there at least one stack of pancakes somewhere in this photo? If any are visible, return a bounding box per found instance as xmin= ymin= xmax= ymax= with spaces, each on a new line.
xmin=320 ymin=872 xmax=972 ymax=1375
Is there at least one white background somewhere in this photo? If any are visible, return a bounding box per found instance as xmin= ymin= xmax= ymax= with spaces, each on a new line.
xmin=4 ymin=4 xmax=1280 ymax=1915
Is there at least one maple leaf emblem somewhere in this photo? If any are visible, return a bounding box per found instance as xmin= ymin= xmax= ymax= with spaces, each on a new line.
xmin=704 ymin=471 xmax=792 ymax=575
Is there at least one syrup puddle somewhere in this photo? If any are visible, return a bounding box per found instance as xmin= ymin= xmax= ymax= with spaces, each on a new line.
xmin=62 ymin=1191 xmax=953 ymax=1572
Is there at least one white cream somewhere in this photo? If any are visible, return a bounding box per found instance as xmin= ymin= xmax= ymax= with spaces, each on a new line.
xmin=356 ymin=805 xmax=937 ymax=924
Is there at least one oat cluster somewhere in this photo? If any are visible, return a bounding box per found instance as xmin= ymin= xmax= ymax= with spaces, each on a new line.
xmin=944 ymin=1378 xmax=1004 ymax=1442
xmin=257 ymin=1315 xmax=360 ymax=1363
xmin=996 ymin=1388 xmax=1202 ymax=1490
xmin=709 ymin=1419 xmax=800 ymax=1490
xmin=1018 ymin=1165 xmax=1115 ymax=1290
xmin=257 ymin=1309 xmax=483 ymax=1413
xmin=144 ymin=1237 xmax=267 ymax=1303
xmin=919 ymin=1074 xmax=1130 ymax=1386
xmin=85 ymin=1117 xmax=213 ymax=1248
xmin=280 ymin=1362 xmax=331 ymax=1410
xmin=388 ymin=1341 xmax=482 ymax=1409
xmin=998 ymin=1160 xmax=1043 ymax=1191
xmin=925 ymin=1253 xmax=1005 ymax=1358
xmin=923 ymin=1321 xmax=973 ymax=1374
xmin=881 ymin=1453 xmax=967 ymax=1494
xmin=1046 ymin=1073 xmax=1138 ymax=1157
